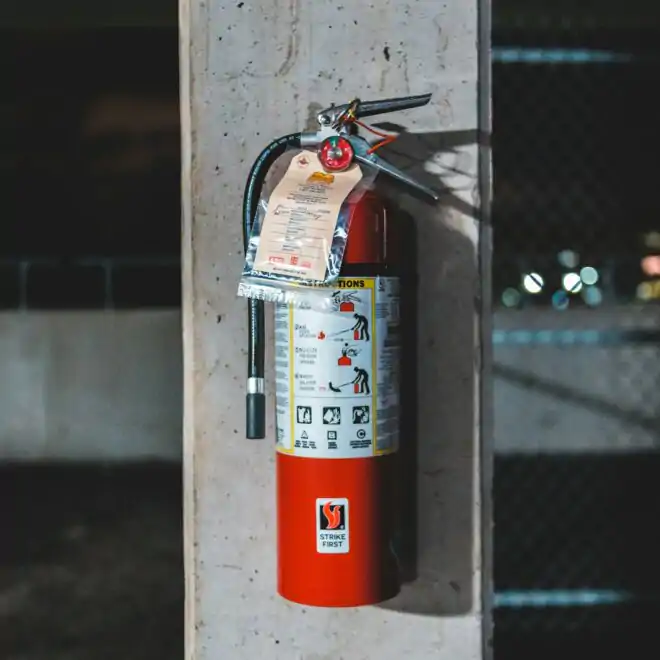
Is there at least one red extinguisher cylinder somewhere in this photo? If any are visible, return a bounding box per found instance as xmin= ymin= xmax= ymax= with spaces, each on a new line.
xmin=275 ymin=190 xmax=404 ymax=607
xmin=277 ymin=454 xmax=399 ymax=606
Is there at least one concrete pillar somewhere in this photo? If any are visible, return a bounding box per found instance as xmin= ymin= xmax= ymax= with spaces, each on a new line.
xmin=180 ymin=1 xmax=492 ymax=658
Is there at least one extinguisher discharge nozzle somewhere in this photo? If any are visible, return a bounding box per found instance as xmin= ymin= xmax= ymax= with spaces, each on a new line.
xmin=246 ymin=392 xmax=266 ymax=440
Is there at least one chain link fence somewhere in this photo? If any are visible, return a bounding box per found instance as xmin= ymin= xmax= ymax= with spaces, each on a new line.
xmin=493 ymin=8 xmax=660 ymax=656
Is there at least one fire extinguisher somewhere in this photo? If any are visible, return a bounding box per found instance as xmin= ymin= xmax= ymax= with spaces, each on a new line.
xmin=242 ymin=94 xmax=440 ymax=607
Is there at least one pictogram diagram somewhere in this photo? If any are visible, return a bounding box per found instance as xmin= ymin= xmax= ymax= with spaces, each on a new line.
xmin=323 ymin=407 xmax=341 ymax=425
xmin=337 ymin=342 xmax=360 ymax=366
xmin=321 ymin=313 xmax=370 ymax=342
xmin=352 ymin=405 xmax=370 ymax=424
xmin=328 ymin=367 xmax=370 ymax=394
xmin=331 ymin=290 xmax=360 ymax=312
xmin=297 ymin=406 xmax=312 ymax=424
xmin=351 ymin=313 xmax=370 ymax=340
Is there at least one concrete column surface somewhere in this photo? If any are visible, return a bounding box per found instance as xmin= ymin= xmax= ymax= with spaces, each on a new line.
xmin=180 ymin=1 xmax=492 ymax=658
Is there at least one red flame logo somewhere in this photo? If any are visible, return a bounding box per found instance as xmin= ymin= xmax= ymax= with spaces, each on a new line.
xmin=318 ymin=331 xmax=326 ymax=340
xmin=322 ymin=501 xmax=342 ymax=530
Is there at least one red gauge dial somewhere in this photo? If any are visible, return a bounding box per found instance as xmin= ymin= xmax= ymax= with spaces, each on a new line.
xmin=318 ymin=136 xmax=355 ymax=172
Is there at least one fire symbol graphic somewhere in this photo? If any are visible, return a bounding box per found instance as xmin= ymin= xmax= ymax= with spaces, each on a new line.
xmin=322 ymin=501 xmax=342 ymax=530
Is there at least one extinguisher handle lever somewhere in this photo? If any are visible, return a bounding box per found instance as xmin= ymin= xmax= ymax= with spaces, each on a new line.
xmin=317 ymin=93 xmax=432 ymax=128
xmin=351 ymin=137 xmax=442 ymax=202
xmin=350 ymin=93 xmax=433 ymax=119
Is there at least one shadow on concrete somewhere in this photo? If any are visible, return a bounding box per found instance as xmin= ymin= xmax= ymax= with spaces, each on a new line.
xmin=373 ymin=124 xmax=485 ymax=222
xmin=373 ymin=126 xmax=485 ymax=616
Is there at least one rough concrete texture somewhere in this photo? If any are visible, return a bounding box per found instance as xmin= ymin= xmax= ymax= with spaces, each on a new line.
xmin=180 ymin=1 xmax=489 ymax=658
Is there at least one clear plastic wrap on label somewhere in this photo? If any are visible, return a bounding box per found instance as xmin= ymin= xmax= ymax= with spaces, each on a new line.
xmin=237 ymin=149 xmax=377 ymax=312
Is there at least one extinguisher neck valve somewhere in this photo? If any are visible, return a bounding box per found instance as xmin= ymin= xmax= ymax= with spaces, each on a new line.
xmin=307 ymin=93 xmax=442 ymax=202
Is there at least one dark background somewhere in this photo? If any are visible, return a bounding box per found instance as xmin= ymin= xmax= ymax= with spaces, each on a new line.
xmin=0 ymin=29 xmax=180 ymax=310
xmin=492 ymin=7 xmax=660 ymax=659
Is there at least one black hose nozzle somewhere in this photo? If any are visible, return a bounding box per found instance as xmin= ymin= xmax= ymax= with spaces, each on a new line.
xmin=242 ymin=132 xmax=302 ymax=439
xmin=246 ymin=391 xmax=266 ymax=440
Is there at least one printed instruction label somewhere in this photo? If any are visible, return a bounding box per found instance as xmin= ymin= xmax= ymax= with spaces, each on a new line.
xmin=252 ymin=150 xmax=363 ymax=282
xmin=316 ymin=498 xmax=349 ymax=554
xmin=275 ymin=276 xmax=401 ymax=458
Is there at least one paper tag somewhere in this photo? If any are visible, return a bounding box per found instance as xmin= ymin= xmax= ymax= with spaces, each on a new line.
xmin=252 ymin=150 xmax=363 ymax=282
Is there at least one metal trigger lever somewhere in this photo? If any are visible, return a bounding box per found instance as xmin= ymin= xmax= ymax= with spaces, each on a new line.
xmin=317 ymin=93 xmax=433 ymax=128
xmin=350 ymin=139 xmax=441 ymax=202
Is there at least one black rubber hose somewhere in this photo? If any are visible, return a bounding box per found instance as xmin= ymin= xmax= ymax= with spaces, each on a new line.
xmin=242 ymin=133 xmax=302 ymax=439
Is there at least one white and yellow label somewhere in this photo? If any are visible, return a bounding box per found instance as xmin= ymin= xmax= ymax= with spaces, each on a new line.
xmin=274 ymin=276 xmax=401 ymax=458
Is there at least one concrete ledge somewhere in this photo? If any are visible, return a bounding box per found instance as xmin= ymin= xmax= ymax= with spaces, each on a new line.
xmin=494 ymin=307 xmax=660 ymax=454
xmin=0 ymin=311 xmax=182 ymax=461
xmin=1 ymin=306 xmax=650 ymax=461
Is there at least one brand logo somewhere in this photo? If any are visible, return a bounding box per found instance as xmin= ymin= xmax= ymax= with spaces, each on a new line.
xmin=320 ymin=500 xmax=345 ymax=530
xmin=316 ymin=497 xmax=349 ymax=553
